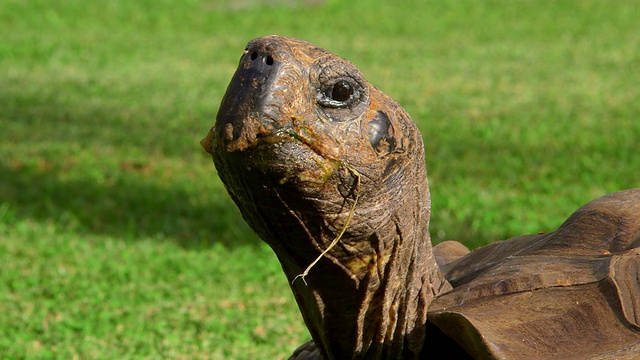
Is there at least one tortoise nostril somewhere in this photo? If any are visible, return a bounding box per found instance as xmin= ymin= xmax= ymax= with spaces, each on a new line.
xmin=249 ymin=51 xmax=274 ymax=66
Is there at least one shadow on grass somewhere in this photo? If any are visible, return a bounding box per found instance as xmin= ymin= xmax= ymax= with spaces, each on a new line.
xmin=0 ymin=73 xmax=263 ymax=249
xmin=0 ymin=161 xmax=260 ymax=249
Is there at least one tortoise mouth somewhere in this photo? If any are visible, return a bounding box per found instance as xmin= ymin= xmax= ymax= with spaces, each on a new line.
xmin=255 ymin=131 xmax=289 ymax=145
xmin=200 ymin=129 xmax=215 ymax=154
xmin=209 ymin=123 xmax=341 ymax=191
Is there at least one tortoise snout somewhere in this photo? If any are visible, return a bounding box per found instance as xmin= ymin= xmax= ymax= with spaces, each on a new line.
xmin=240 ymin=38 xmax=285 ymax=76
xmin=244 ymin=47 xmax=276 ymax=71
xmin=213 ymin=37 xmax=290 ymax=152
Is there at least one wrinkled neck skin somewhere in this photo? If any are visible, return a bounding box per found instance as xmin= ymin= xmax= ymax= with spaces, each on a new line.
xmin=212 ymin=103 xmax=452 ymax=359
xmin=278 ymin=170 xmax=451 ymax=360
xmin=216 ymin=130 xmax=453 ymax=360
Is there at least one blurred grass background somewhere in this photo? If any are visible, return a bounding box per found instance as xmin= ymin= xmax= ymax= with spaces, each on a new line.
xmin=1 ymin=0 xmax=639 ymax=358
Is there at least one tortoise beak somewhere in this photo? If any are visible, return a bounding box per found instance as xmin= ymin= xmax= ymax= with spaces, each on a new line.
xmin=212 ymin=37 xmax=287 ymax=153
xmin=200 ymin=128 xmax=214 ymax=154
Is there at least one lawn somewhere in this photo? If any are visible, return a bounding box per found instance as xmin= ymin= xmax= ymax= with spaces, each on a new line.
xmin=1 ymin=0 xmax=639 ymax=358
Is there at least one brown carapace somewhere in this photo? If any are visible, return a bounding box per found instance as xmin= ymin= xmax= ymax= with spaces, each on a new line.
xmin=202 ymin=35 xmax=640 ymax=359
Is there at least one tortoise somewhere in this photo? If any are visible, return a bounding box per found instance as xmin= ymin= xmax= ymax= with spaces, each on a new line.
xmin=201 ymin=35 xmax=640 ymax=359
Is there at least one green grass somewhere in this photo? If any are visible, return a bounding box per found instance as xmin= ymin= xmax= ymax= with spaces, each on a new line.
xmin=1 ymin=0 xmax=639 ymax=358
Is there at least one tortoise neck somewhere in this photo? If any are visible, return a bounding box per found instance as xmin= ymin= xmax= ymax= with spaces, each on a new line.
xmin=280 ymin=176 xmax=451 ymax=359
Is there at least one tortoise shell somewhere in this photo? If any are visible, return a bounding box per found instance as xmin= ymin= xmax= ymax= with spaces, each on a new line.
xmin=430 ymin=189 xmax=640 ymax=359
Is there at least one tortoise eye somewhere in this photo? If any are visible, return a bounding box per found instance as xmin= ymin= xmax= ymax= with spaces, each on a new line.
xmin=330 ymin=80 xmax=353 ymax=102
xmin=317 ymin=79 xmax=359 ymax=108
